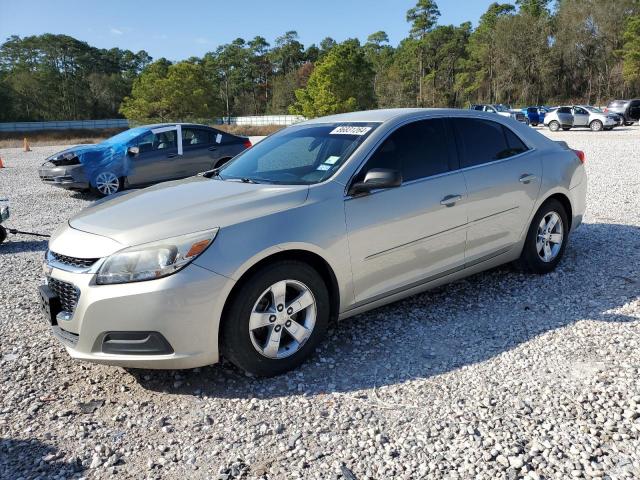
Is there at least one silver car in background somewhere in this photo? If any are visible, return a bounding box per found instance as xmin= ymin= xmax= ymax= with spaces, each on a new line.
xmin=40 ymin=109 xmax=587 ymax=376
xmin=572 ymin=105 xmax=618 ymax=131
xmin=543 ymin=106 xmax=574 ymax=131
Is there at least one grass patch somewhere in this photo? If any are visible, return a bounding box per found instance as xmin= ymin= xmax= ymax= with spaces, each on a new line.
xmin=0 ymin=128 xmax=127 ymax=148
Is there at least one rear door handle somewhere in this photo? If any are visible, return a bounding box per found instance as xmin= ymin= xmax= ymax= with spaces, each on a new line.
xmin=519 ymin=174 xmax=537 ymax=184
xmin=440 ymin=194 xmax=463 ymax=207
xmin=167 ymin=153 xmax=178 ymax=158
xmin=208 ymin=146 xmax=218 ymax=151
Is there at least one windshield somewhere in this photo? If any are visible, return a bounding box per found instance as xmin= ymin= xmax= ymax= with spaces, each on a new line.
xmin=218 ymin=123 xmax=379 ymax=185
xmin=102 ymin=127 xmax=150 ymax=146
xmin=494 ymin=105 xmax=509 ymax=112
xmin=584 ymin=106 xmax=603 ymax=113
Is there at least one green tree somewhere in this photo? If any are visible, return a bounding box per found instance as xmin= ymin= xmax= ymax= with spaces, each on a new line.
xmin=406 ymin=0 xmax=441 ymax=105
xmin=622 ymin=15 xmax=640 ymax=88
xmin=290 ymin=40 xmax=375 ymax=117
xmin=119 ymin=60 xmax=217 ymax=121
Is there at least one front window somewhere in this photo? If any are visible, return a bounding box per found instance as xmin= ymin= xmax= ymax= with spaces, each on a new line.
xmin=218 ymin=123 xmax=378 ymax=185
xmin=102 ymin=127 xmax=150 ymax=146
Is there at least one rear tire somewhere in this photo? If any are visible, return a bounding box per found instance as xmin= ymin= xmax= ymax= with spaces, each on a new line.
xmin=562 ymin=127 xmax=571 ymax=131
xmin=624 ymin=122 xmax=634 ymax=126
xmin=590 ymin=120 xmax=603 ymax=132
xmin=221 ymin=261 xmax=329 ymax=377
xmin=548 ymin=121 xmax=560 ymax=131
xmin=517 ymin=199 xmax=569 ymax=274
xmin=0 ymin=225 xmax=6 ymax=244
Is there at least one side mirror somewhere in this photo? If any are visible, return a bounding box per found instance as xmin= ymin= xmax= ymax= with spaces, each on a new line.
xmin=127 ymin=146 xmax=140 ymax=156
xmin=349 ymin=168 xmax=402 ymax=196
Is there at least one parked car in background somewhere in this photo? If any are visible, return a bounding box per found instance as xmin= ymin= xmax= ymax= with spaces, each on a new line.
xmin=38 ymin=124 xmax=251 ymax=196
xmin=570 ymin=105 xmax=618 ymax=131
xmin=40 ymin=108 xmax=586 ymax=376
xmin=521 ymin=106 xmax=548 ymax=126
xmin=605 ymin=99 xmax=640 ymax=125
xmin=544 ymin=106 xmax=574 ymax=131
xmin=470 ymin=104 xmax=528 ymax=124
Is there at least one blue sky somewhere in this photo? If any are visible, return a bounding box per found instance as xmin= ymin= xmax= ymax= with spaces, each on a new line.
xmin=0 ymin=0 xmax=498 ymax=60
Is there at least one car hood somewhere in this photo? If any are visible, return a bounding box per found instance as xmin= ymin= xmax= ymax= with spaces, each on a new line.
xmin=45 ymin=143 xmax=110 ymax=163
xmin=69 ymin=176 xmax=309 ymax=246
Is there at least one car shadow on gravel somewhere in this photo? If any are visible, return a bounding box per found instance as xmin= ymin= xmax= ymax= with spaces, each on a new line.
xmin=0 ymin=238 xmax=48 ymax=254
xmin=0 ymin=437 xmax=84 ymax=478
xmin=129 ymin=222 xmax=640 ymax=399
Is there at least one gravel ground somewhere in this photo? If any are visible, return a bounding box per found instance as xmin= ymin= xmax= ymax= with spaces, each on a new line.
xmin=1 ymin=126 xmax=639 ymax=480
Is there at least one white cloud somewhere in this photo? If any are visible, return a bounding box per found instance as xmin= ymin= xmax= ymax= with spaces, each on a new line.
xmin=110 ymin=27 xmax=123 ymax=35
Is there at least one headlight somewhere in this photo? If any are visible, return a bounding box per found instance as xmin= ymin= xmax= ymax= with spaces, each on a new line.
xmin=96 ymin=228 xmax=218 ymax=285
xmin=50 ymin=152 xmax=80 ymax=166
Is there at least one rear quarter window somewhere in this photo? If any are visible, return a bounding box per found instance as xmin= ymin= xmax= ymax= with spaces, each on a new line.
xmin=452 ymin=118 xmax=529 ymax=168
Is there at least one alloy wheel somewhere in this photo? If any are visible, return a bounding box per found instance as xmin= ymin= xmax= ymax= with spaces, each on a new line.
xmin=249 ymin=279 xmax=316 ymax=359
xmin=536 ymin=211 xmax=564 ymax=262
xmin=95 ymin=172 xmax=120 ymax=196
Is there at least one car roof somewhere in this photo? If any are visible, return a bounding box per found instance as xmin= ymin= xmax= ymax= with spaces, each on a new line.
xmin=139 ymin=122 xmax=213 ymax=130
xmin=300 ymin=108 xmax=509 ymax=126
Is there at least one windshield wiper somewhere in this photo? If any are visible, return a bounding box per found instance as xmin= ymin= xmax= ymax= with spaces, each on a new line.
xmin=201 ymin=168 xmax=222 ymax=179
xmin=240 ymin=177 xmax=260 ymax=184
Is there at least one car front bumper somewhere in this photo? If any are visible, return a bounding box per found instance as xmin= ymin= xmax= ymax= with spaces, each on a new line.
xmin=42 ymin=261 xmax=235 ymax=369
xmin=38 ymin=164 xmax=90 ymax=190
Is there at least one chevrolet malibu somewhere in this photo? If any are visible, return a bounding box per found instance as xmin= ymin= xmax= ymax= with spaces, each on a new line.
xmin=38 ymin=123 xmax=250 ymax=196
xmin=40 ymin=109 xmax=587 ymax=377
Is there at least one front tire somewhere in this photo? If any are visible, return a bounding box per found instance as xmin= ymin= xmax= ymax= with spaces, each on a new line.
xmin=548 ymin=121 xmax=560 ymax=131
xmin=0 ymin=225 xmax=6 ymax=244
xmin=517 ymin=199 xmax=569 ymax=274
xmin=562 ymin=127 xmax=571 ymax=131
xmin=590 ymin=120 xmax=603 ymax=132
xmin=92 ymin=172 xmax=123 ymax=197
xmin=221 ymin=261 xmax=330 ymax=377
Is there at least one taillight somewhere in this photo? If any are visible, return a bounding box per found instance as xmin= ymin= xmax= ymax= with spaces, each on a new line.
xmin=243 ymin=139 xmax=252 ymax=148
xmin=573 ymin=149 xmax=586 ymax=164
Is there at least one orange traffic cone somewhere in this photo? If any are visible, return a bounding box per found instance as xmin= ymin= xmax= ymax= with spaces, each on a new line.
xmin=0 ymin=157 xmax=4 ymax=168
xmin=23 ymin=137 xmax=31 ymax=152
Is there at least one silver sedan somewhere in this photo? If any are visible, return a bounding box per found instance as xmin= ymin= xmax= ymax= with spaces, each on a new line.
xmin=40 ymin=109 xmax=587 ymax=376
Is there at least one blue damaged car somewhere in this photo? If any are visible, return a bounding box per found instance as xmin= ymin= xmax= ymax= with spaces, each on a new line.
xmin=38 ymin=123 xmax=251 ymax=196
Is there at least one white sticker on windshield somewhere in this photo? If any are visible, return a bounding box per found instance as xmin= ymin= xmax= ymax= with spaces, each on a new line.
xmin=316 ymin=164 xmax=331 ymax=171
xmin=216 ymin=133 xmax=222 ymax=144
xmin=324 ymin=155 xmax=340 ymax=165
xmin=330 ymin=126 xmax=371 ymax=136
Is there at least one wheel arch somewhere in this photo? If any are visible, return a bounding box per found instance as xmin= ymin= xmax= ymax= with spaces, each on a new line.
xmin=220 ymin=249 xmax=341 ymax=339
xmin=536 ymin=191 xmax=573 ymax=232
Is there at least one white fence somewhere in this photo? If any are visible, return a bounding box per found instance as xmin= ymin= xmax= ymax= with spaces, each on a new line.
xmin=215 ymin=115 xmax=306 ymax=126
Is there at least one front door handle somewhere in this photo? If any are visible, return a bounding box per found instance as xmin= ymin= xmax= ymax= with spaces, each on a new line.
xmin=167 ymin=153 xmax=178 ymax=158
xmin=519 ymin=174 xmax=537 ymax=184
xmin=440 ymin=194 xmax=463 ymax=207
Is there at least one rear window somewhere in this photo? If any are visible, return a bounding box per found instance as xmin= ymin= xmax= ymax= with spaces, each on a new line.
xmin=452 ymin=118 xmax=529 ymax=168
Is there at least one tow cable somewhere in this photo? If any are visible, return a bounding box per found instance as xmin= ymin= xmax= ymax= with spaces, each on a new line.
xmin=0 ymin=199 xmax=51 ymax=244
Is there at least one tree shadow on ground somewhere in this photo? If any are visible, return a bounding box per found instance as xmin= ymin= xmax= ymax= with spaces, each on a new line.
xmin=0 ymin=238 xmax=48 ymax=254
xmin=128 ymin=222 xmax=640 ymax=399
xmin=0 ymin=437 xmax=84 ymax=479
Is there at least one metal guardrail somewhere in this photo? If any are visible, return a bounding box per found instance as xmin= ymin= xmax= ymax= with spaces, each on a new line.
xmin=0 ymin=116 xmax=306 ymax=132
xmin=0 ymin=119 xmax=130 ymax=132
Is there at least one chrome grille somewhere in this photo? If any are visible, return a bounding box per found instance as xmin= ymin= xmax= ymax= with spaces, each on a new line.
xmin=50 ymin=251 xmax=98 ymax=269
xmin=47 ymin=278 xmax=80 ymax=313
